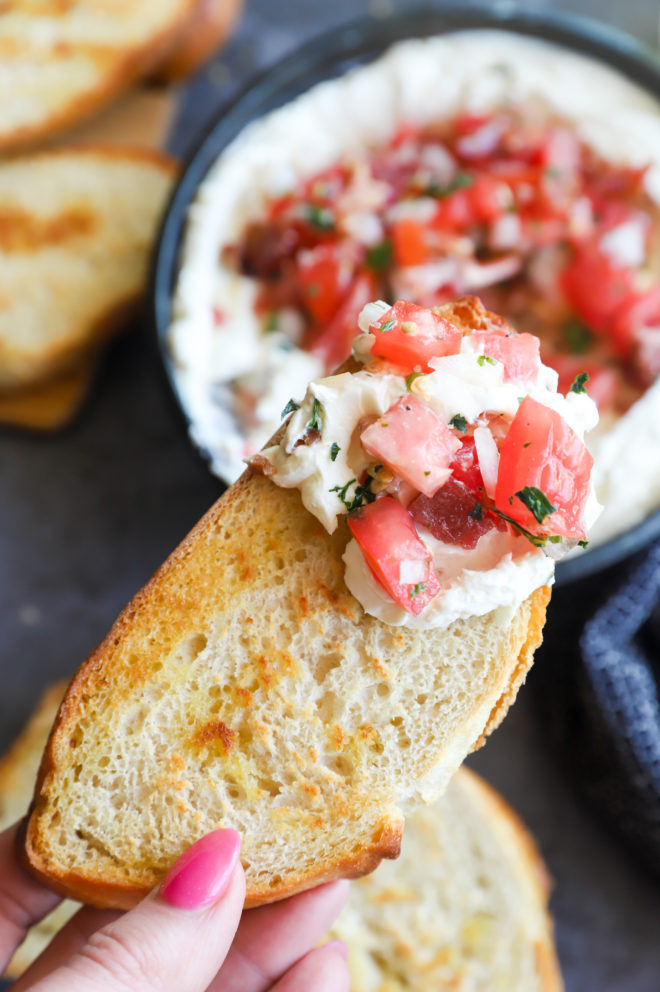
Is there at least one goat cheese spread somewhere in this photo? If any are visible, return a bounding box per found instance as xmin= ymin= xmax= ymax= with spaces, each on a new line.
xmin=257 ymin=298 xmax=599 ymax=629
xmin=170 ymin=30 xmax=660 ymax=548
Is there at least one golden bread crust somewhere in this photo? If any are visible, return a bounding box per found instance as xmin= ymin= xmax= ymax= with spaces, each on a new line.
xmin=152 ymin=0 xmax=244 ymax=83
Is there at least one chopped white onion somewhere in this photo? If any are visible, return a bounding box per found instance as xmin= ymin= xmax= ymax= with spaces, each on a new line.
xmin=489 ymin=213 xmax=522 ymax=251
xmin=600 ymin=217 xmax=649 ymax=268
xmin=455 ymin=119 xmax=503 ymax=160
xmin=358 ymin=300 xmax=390 ymax=333
xmin=473 ymin=427 xmax=500 ymax=500
xmin=399 ymin=558 xmax=428 ymax=585
xmin=460 ymin=253 xmax=522 ymax=290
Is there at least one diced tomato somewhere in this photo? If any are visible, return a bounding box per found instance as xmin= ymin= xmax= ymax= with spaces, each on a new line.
xmin=449 ymin=435 xmax=485 ymax=493
xmin=360 ymin=395 xmax=461 ymax=498
xmin=369 ymin=300 xmax=462 ymax=372
xmin=432 ymin=189 xmax=475 ymax=230
xmin=494 ymin=396 xmax=593 ymax=540
xmin=454 ymin=113 xmax=492 ymax=137
xmin=409 ymin=478 xmax=495 ymax=550
xmin=548 ymin=353 xmax=619 ymax=411
xmin=560 ymin=244 xmax=637 ymax=338
xmin=586 ymin=164 xmax=648 ymax=201
xmin=391 ymin=218 xmax=429 ymax=267
xmin=297 ymin=243 xmax=353 ymax=325
xmin=469 ymin=173 xmax=509 ymax=222
xmin=306 ymin=272 xmax=376 ymax=371
xmin=610 ymin=284 xmax=660 ymax=357
xmin=470 ymin=329 xmax=541 ymax=383
xmin=348 ymin=497 xmax=440 ymax=615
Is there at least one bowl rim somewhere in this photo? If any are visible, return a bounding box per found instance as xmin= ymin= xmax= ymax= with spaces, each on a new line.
xmin=150 ymin=1 xmax=660 ymax=586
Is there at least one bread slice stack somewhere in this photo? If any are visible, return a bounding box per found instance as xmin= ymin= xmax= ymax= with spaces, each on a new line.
xmin=23 ymin=295 xmax=552 ymax=906
xmin=0 ymin=0 xmax=242 ymax=430
xmin=1 ymin=684 xmax=562 ymax=989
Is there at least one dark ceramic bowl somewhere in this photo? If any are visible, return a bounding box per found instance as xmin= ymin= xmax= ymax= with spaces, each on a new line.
xmin=151 ymin=2 xmax=660 ymax=586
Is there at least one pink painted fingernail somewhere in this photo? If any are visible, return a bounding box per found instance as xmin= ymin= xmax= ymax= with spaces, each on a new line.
xmin=160 ymin=829 xmax=241 ymax=910
xmin=325 ymin=940 xmax=348 ymax=960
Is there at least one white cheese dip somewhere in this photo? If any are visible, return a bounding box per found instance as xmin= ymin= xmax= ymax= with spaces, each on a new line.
xmin=261 ymin=309 xmax=599 ymax=630
xmin=170 ymin=29 xmax=660 ymax=542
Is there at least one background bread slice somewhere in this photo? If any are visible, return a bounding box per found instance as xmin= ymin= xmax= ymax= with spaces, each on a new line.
xmin=0 ymin=682 xmax=78 ymax=980
xmin=0 ymin=146 xmax=177 ymax=390
xmin=0 ymin=357 xmax=97 ymax=431
xmin=152 ymin=0 xmax=244 ymax=84
xmin=24 ymin=455 xmax=550 ymax=908
xmin=330 ymin=766 xmax=563 ymax=992
xmin=0 ymin=0 xmax=197 ymax=150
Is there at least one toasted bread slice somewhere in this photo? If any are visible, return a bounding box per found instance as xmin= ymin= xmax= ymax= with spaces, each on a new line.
xmin=0 ymin=357 xmax=97 ymax=431
xmin=23 ymin=431 xmax=550 ymax=908
xmin=0 ymin=0 xmax=197 ymax=150
xmin=0 ymin=146 xmax=177 ymax=390
xmin=50 ymin=87 xmax=177 ymax=152
xmin=330 ymin=767 xmax=563 ymax=992
xmin=2 ymin=688 xmax=560 ymax=986
xmin=152 ymin=0 xmax=244 ymax=84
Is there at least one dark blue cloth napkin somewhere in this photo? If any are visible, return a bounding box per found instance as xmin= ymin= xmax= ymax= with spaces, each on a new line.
xmin=536 ymin=541 xmax=660 ymax=878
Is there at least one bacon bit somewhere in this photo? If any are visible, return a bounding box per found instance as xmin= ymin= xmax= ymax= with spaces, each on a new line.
xmin=248 ymin=454 xmax=276 ymax=477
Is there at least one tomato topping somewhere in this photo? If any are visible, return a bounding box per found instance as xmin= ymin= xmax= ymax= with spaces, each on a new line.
xmin=494 ymin=396 xmax=593 ymax=540
xmin=306 ymin=272 xmax=376 ymax=371
xmin=391 ymin=218 xmax=429 ymax=267
xmin=561 ymin=243 xmax=637 ymax=340
xmin=297 ymin=243 xmax=353 ymax=325
xmin=610 ymin=285 xmax=660 ymax=357
xmin=470 ymin=329 xmax=541 ymax=383
xmin=369 ymin=300 xmax=462 ymax=371
xmin=360 ymin=395 xmax=461 ymax=498
xmin=348 ymin=497 xmax=440 ymax=615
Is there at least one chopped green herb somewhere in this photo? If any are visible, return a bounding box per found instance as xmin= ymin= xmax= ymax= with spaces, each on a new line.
xmin=307 ymin=398 xmax=324 ymax=433
xmin=578 ymin=539 xmax=590 ymax=549
xmin=330 ymin=442 xmax=340 ymax=462
xmin=409 ymin=582 xmax=427 ymax=600
xmin=265 ymin=311 xmax=279 ymax=333
xmin=515 ymin=486 xmax=557 ymax=524
xmin=379 ymin=318 xmax=395 ymax=333
xmin=491 ymin=508 xmax=549 ymax=548
xmin=405 ymin=371 xmax=424 ymax=391
xmin=305 ymin=204 xmax=335 ymax=230
xmin=426 ymin=171 xmax=474 ymax=198
xmin=449 ymin=413 xmax=467 ymax=434
xmin=281 ymin=398 xmax=300 ymax=419
xmin=330 ymin=478 xmax=376 ymax=512
xmin=562 ymin=318 xmax=594 ymax=355
xmin=523 ymin=442 xmax=531 ymax=448
xmin=477 ymin=354 xmax=497 ymax=367
xmin=548 ymin=535 xmax=563 ymax=543
xmin=468 ymin=502 xmax=484 ymax=521
xmin=569 ymin=371 xmax=590 ymax=395
xmin=366 ymin=239 xmax=393 ymax=271
xmin=424 ymin=470 xmax=431 ymax=476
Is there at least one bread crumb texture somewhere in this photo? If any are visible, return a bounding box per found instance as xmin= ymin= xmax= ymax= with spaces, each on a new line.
xmin=27 ymin=472 xmax=549 ymax=906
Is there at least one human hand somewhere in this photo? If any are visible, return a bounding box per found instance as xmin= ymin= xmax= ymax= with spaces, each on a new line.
xmin=0 ymin=823 xmax=349 ymax=991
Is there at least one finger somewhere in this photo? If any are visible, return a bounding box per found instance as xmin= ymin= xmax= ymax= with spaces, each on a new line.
xmin=27 ymin=828 xmax=245 ymax=992
xmin=11 ymin=907 xmax=120 ymax=990
xmin=269 ymin=943 xmax=350 ymax=992
xmin=0 ymin=822 xmax=61 ymax=973
xmin=208 ymin=880 xmax=349 ymax=992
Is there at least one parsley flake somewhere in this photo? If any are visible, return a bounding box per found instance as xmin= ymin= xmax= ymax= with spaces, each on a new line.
xmin=366 ymin=239 xmax=393 ymax=271
xmin=307 ymin=398 xmax=324 ymax=433
xmin=569 ymin=372 xmax=590 ymax=394
xmin=449 ymin=413 xmax=467 ymax=434
xmin=477 ymin=354 xmax=497 ymax=367
xmin=379 ymin=318 xmax=395 ymax=333
xmin=405 ymin=371 xmax=424 ymax=391
xmin=515 ymin=486 xmax=557 ymax=524
xmin=265 ymin=311 xmax=279 ymax=333
xmin=281 ymin=398 xmax=300 ymax=419
xmin=426 ymin=171 xmax=474 ymax=198
xmin=468 ymin=502 xmax=484 ymax=521
xmin=305 ymin=204 xmax=335 ymax=230
xmin=330 ymin=478 xmax=376 ymax=512
xmin=491 ymin=508 xmax=549 ymax=548
xmin=330 ymin=442 xmax=340 ymax=462
xmin=409 ymin=582 xmax=427 ymax=600
xmin=578 ymin=539 xmax=590 ymax=549
xmin=562 ymin=318 xmax=593 ymax=355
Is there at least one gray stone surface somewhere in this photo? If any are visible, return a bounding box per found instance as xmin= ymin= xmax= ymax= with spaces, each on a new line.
xmin=2 ymin=1 xmax=660 ymax=988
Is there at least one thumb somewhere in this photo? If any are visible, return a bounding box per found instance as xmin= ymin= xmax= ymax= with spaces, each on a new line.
xmin=32 ymin=829 xmax=245 ymax=992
